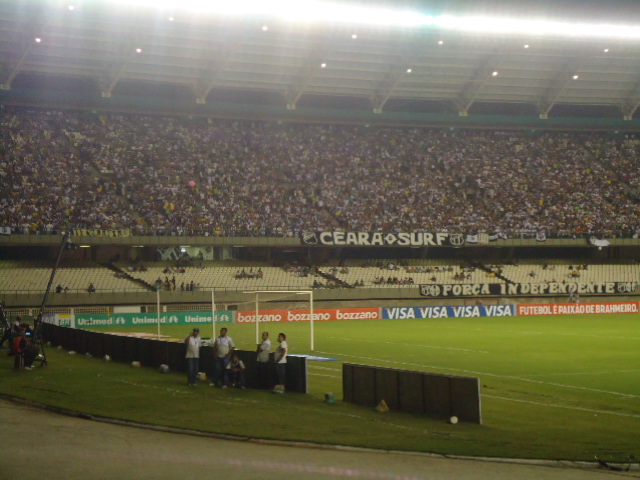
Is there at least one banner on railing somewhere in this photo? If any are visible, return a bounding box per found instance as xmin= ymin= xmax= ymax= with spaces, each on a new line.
xmin=74 ymin=311 xmax=234 ymax=328
xmin=420 ymin=282 xmax=639 ymax=297
xmin=42 ymin=313 xmax=73 ymax=327
xmin=382 ymin=305 xmax=516 ymax=319
xmin=72 ymin=228 xmax=131 ymax=238
xmin=300 ymin=231 xmax=465 ymax=247
xmin=517 ymin=302 xmax=639 ymax=316
xmin=236 ymin=307 xmax=380 ymax=323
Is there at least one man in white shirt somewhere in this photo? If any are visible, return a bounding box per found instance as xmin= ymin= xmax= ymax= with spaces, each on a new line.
xmin=212 ymin=327 xmax=235 ymax=388
xmin=256 ymin=331 xmax=271 ymax=389
xmin=184 ymin=328 xmax=202 ymax=387
xmin=274 ymin=332 xmax=288 ymax=391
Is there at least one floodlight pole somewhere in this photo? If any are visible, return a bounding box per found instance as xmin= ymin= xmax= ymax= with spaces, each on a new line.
xmin=255 ymin=292 xmax=260 ymax=344
xmin=156 ymin=288 xmax=161 ymax=340
xmin=310 ymin=289 xmax=314 ymax=351
xmin=211 ymin=289 xmax=216 ymax=341
xmin=33 ymin=230 xmax=71 ymax=367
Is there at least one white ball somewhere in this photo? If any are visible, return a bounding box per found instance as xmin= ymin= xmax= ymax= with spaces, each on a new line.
xmin=449 ymin=416 xmax=459 ymax=425
xmin=103 ymin=355 xmax=111 ymax=362
xmin=159 ymin=364 xmax=169 ymax=373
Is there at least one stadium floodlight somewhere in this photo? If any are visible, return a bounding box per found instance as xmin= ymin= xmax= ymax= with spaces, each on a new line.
xmin=103 ymin=0 xmax=640 ymax=40
xmin=109 ymin=0 xmax=432 ymax=27
xmin=435 ymin=15 xmax=640 ymax=40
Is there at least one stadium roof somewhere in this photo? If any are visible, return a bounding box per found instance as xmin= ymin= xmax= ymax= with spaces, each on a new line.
xmin=2 ymin=0 xmax=640 ymax=119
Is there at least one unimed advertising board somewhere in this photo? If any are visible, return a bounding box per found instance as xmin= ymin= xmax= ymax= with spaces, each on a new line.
xmin=74 ymin=311 xmax=234 ymax=328
xmin=235 ymin=308 xmax=380 ymax=323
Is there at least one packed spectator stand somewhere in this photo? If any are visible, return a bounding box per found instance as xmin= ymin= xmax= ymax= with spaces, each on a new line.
xmin=1 ymin=107 xmax=639 ymax=238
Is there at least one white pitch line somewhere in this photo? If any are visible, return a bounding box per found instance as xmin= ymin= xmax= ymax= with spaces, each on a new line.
xmin=511 ymin=330 xmax=640 ymax=341
xmin=525 ymin=369 xmax=640 ymax=378
xmin=484 ymin=394 xmax=640 ymax=418
xmin=315 ymin=351 xmax=640 ymax=399
xmin=329 ymin=337 xmax=489 ymax=354
xmin=309 ymin=373 xmax=342 ymax=379
xmin=309 ymin=365 xmax=341 ymax=372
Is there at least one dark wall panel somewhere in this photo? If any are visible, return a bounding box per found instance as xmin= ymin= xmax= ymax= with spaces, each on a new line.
xmin=352 ymin=364 xmax=376 ymax=406
xmin=375 ymin=368 xmax=400 ymax=409
xmin=343 ymin=363 xmax=354 ymax=402
xmin=423 ymin=374 xmax=451 ymax=419
xmin=450 ymin=376 xmax=482 ymax=424
xmin=39 ymin=325 xmax=307 ymax=394
xmin=343 ymin=362 xmax=481 ymax=423
xmin=398 ymin=370 xmax=425 ymax=414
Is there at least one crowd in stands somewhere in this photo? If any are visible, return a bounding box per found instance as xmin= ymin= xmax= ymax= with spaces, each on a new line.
xmin=2 ymin=107 xmax=640 ymax=237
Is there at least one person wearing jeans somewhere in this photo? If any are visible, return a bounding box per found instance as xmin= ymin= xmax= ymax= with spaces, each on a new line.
xmin=184 ymin=328 xmax=202 ymax=386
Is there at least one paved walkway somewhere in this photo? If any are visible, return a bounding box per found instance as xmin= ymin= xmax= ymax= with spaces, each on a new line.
xmin=0 ymin=399 xmax=636 ymax=480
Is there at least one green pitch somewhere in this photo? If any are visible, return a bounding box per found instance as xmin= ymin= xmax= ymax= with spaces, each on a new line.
xmin=3 ymin=312 xmax=640 ymax=461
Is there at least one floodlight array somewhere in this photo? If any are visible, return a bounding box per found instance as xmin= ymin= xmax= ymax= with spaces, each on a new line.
xmin=97 ymin=0 xmax=640 ymax=40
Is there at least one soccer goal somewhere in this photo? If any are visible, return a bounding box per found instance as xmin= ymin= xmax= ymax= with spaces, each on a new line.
xmin=239 ymin=290 xmax=315 ymax=353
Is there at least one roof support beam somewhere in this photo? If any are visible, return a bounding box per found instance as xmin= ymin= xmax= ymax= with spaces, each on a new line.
xmin=284 ymin=41 xmax=334 ymax=110
xmin=0 ymin=38 xmax=36 ymax=90
xmin=454 ymin=54 xmax=501 ymax=116
xmin=193 ymin=42 xmax=239 ymax=104
xmin=98 ymin=36 xmax=145 ymax=98
xmin=620 ymin=77 xmax=640 ymax=120
xmin=536 ymin=58 xmax=584 ymax=119
xmin=370 ymin=53 xmax=421 ymax=114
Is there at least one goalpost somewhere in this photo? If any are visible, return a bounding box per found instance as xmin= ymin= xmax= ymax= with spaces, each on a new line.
xmin=243 ymin=290 xmax=315 ymax=351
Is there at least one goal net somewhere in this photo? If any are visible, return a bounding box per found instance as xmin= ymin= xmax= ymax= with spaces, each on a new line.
xmin=226 ymin=290 xmax=315 ymax=354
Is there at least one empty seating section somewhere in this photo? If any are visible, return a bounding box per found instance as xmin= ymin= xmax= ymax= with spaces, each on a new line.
xmin=0 ymin=263 xmax=137 ymax=293
xmin=1 ymin=261 xmax=638 ymax=293
xmin=499 ymin=263 xmax=640 ymax=285
xmin=121 ymin=265 xmax=315 ymax=291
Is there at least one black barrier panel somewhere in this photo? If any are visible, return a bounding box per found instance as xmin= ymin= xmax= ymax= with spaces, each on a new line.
xmin=76 ymin=329 xmax=89 ymax=355
xmin=398 ymin=370 xmax=426 ymax=414
xmin=423 ymin=374 xmax=451 ymax=419
xmin=111 ymin=335 xmax=131 ymax=362
xmin=61 ymin=327 xmax=75 ymax=351
xmin=46 ymin=324 xmax=56 ymax=346
xmin=41 ymin=323 xmax=52 ymax=345
xmin=235 ymin=350 xmax=258 ymax=388
xmin=149 ymin=339 xmax=169 ymax=368
xmin=199 ymin=346 xmax=215 ymax=378
xmin=167 ymin=341 xmax=186 ymax=373
xmin=41 ymin=326 xmax=309 ymax=393
xmin=84 ymin=331 xmax=102 ymax=357
xmin=137 ymin=338 xmax=155 ymax=367
xmin=352 ymin=364 xmax=377 ymax=406
xmin=103 ymin=333 xmax=119 ymax=361
xmin=343 ymin=364 xmax=354 ymax=403
xmin=52 ymin=325 xmax=61 ymax=347
xmin=123 ymin=337 xmax=139 ymax=363
xmin=450 ymin=376 xmax=482 ymax=424
xmin=41 ymin=324 xmax=52 ymax=345
xmin=286 ymin=355 xmax=308 ymax=394
xmin=375 ymin=367 xmax=400 ymax=410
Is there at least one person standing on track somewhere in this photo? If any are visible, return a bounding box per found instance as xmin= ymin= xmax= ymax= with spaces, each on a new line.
xmin=274 ymin=332 xmax=287 ymax=392
xmin=256 ymin=331 xmax=271 ymax=389
xmin=211 ymin=327 xmax=234 ymax=388
xmin=184 ymin=328 xmax=202 ymax=387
